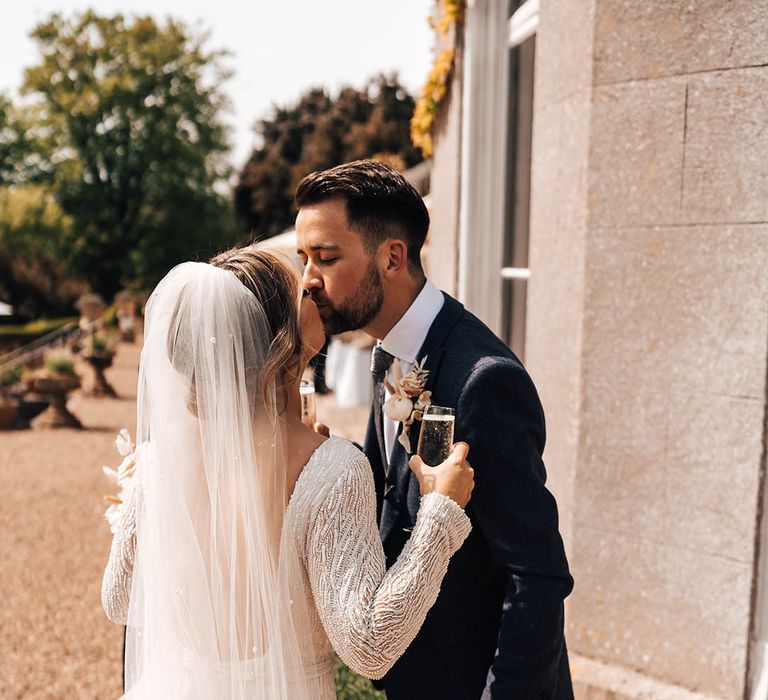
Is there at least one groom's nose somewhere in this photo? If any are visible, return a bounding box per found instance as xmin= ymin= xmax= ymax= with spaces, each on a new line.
xmin=302 ymin=260 xmax=322 ymax=290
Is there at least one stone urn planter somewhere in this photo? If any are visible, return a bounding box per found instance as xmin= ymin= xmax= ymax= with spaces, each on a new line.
xmin=29 ymin=373 xmax=82 ymax=429
xmin=84 ymin=351 xmax=117 ymax=397
xmin=0 ymin=381 xmax=48 ymax=429
xmin=0 ymin=402 xmax=18 ymax=430
xmin=14 ymin=399 xmax=50 ymax=429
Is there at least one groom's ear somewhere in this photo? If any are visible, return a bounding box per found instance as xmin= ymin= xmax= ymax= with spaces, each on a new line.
xmin=380 ymin=239 xmax=409 ymax=277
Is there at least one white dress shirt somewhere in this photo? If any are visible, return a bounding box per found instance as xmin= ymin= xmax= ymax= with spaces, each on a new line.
xmin=375 ymin=279 xmax=444 ymax=461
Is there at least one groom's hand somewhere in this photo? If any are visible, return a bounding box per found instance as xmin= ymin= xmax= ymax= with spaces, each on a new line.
xmin=409 ymin=442 xmax=474 ymax=509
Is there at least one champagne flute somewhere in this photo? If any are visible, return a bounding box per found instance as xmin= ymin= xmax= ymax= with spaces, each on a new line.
xmin=416 ymin=405 xmax=455 ymax=466
xmin=300 ymin=379 xmax=316 ymax=428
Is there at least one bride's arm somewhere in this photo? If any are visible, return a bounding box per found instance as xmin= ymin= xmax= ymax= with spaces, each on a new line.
xmin=304 ymin=452 xmax=471 ymax=680
xmin=101 ymin=473 xmax=141 ymax=624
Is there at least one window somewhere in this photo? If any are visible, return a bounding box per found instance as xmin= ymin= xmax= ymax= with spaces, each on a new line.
xmin=501 ymin=0 xmax=538 ymax=359
xmin=457 ymin=0 xmax=538 ymax=352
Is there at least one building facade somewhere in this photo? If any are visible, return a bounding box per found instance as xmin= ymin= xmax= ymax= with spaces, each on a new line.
xmin=425 ymin=1 xmax=768 ymax=697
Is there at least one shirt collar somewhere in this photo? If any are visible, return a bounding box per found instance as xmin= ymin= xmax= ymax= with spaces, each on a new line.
xmin=380 ymin=279 xmax=444 ymax=364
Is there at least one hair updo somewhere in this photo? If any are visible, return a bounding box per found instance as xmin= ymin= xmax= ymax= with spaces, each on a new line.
xmin=209 ymin=246 xmax=304 ymax=402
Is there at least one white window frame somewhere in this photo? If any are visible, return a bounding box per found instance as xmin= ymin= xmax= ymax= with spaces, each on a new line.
xmin=509 ymin=0 xmax=539 ymax=47
xmin=458 ymin=0 xmax=539 ymax=335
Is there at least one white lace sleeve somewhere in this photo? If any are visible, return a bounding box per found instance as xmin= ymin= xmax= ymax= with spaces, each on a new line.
xmin=303 ymin=452 xmax=471 ymax=680
xmin=101 ymin=474 xmax=141 ymax=624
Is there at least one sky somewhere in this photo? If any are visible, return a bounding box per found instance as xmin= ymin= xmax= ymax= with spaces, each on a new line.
xmin=0 ymin=0 xmax=435 ymax=167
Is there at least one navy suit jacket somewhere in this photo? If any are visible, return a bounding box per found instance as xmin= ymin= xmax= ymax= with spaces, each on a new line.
xmin=364 ymin=294 xmax=574 ymax=699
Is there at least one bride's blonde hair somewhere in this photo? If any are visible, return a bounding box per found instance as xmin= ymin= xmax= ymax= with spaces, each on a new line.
xmin=209 ymin=246 xmax=304 ymax=404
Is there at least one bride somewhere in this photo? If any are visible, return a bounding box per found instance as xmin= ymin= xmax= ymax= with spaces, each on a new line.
xmin=101 ymin=246 xmax=474 ymax=698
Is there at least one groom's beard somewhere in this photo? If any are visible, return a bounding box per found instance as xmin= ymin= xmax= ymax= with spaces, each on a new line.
xmin=313 ymin=261 xmax=383 ymax=335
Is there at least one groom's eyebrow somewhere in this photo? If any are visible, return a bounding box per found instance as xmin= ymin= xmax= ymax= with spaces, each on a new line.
xmin=306 ymin=243 xmax=340 ymax=252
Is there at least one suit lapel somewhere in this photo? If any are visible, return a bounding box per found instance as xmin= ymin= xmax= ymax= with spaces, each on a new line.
xmin=380 ymin=294 xmax=466 ymax=543
xmin=413 ymin=294 xmax=465 ymax=401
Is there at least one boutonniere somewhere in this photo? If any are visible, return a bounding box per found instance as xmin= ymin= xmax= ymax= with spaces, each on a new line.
xmin=383 ymin=356 xmax=432 ymax=453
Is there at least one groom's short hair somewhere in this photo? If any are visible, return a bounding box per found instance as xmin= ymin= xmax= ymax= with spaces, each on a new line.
xmin=294 ymin=159 xmax=429 ymax=275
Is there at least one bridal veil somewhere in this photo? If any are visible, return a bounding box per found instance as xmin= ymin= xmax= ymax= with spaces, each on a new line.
xmin=124 ymin=261 xmax=317 ymax=698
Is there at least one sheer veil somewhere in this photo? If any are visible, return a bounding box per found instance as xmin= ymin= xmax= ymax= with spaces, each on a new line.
xmin=124 ymin=261 xmax=315 ymax=698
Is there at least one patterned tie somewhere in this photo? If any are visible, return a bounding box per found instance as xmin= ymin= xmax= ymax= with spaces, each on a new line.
xmin=371 ymin=344 xmax=395 ymax=476
xmin=371 ymin=344 xmax=395 ymax=387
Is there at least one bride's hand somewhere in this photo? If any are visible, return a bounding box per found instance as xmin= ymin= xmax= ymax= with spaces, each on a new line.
xmin=408 ymin=442 xmax=474 ymax=509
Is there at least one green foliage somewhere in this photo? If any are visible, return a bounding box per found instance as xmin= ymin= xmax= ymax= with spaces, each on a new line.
xmin=0 ymin=94 xmax=56 ymax=186
xmin=1 ymin=365 xmax=22 ymax=387
xmin=234 ymin=74 xmax=422 ymax=238
xmin=0 ymin=184 xmax=69 ymax=255
xmin=0 ymin=185 xmax=86 ymax=317
xmin=21 ymin=11 xmax=238 ymax=299
xmin=0 ymin=95 xmax=35 ymax=185
xmin=0 ymin=317 xmax=77 ymax=338
xmin=333 ymin=656 xmax=386 ymax=700
xmin=103 ymin=305 xmax=119 ymax=328
xmin=45 ymin=352 xmax=75 ymax=375
xmin=91 ymin=335 xmax=109 ymax=353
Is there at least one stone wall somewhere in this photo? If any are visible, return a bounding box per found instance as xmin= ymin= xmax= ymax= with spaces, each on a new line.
xmin=526 ymin=1 xmax=768 ymax=697
xmin=525 ymin=0 xmax=596 ymax=559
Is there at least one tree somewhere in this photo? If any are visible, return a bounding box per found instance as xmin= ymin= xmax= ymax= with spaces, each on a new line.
xmin=234 ymin=74 xmax=423 ymax=238
xmin=22 ymin=12 xmax=237 ymax=298
xmin=0 ymin=95 xmax=50 ymax=186
xmin=0 ymin=185 xmax=86 ymax=318
xmin=0 ymin=95 xmax=26 ymax=185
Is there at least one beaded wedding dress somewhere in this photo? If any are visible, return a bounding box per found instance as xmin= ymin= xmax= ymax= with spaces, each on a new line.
xmin=101 ymin=262 xmax=471 ymax=699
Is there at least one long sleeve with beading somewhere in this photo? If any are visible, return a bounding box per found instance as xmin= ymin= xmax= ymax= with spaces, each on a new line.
xmin=101 ymin=473 xmax=141 ymax=625
xmin=300 ymin=443 xmax=471 ymax=680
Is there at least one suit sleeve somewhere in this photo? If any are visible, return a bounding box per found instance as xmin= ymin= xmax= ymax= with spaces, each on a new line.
xmin=456 ymin=359 xmax=573 ymax=699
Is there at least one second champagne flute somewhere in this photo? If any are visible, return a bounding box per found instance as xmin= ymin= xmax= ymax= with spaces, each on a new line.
xmin=300 ymin=378 xmax=316 ymax=428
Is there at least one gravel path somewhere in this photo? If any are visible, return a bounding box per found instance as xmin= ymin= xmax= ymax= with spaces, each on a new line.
xmin=0 ymin=340 xmax=369 ymax=699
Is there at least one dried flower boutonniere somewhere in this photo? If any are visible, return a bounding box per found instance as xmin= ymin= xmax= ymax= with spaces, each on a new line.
xmin=382 ymin=356 xmax=432 ymax=453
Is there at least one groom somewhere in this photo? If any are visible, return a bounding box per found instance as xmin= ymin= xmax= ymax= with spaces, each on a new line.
xmin=295 ymin=160 xmax=573 ymax=699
